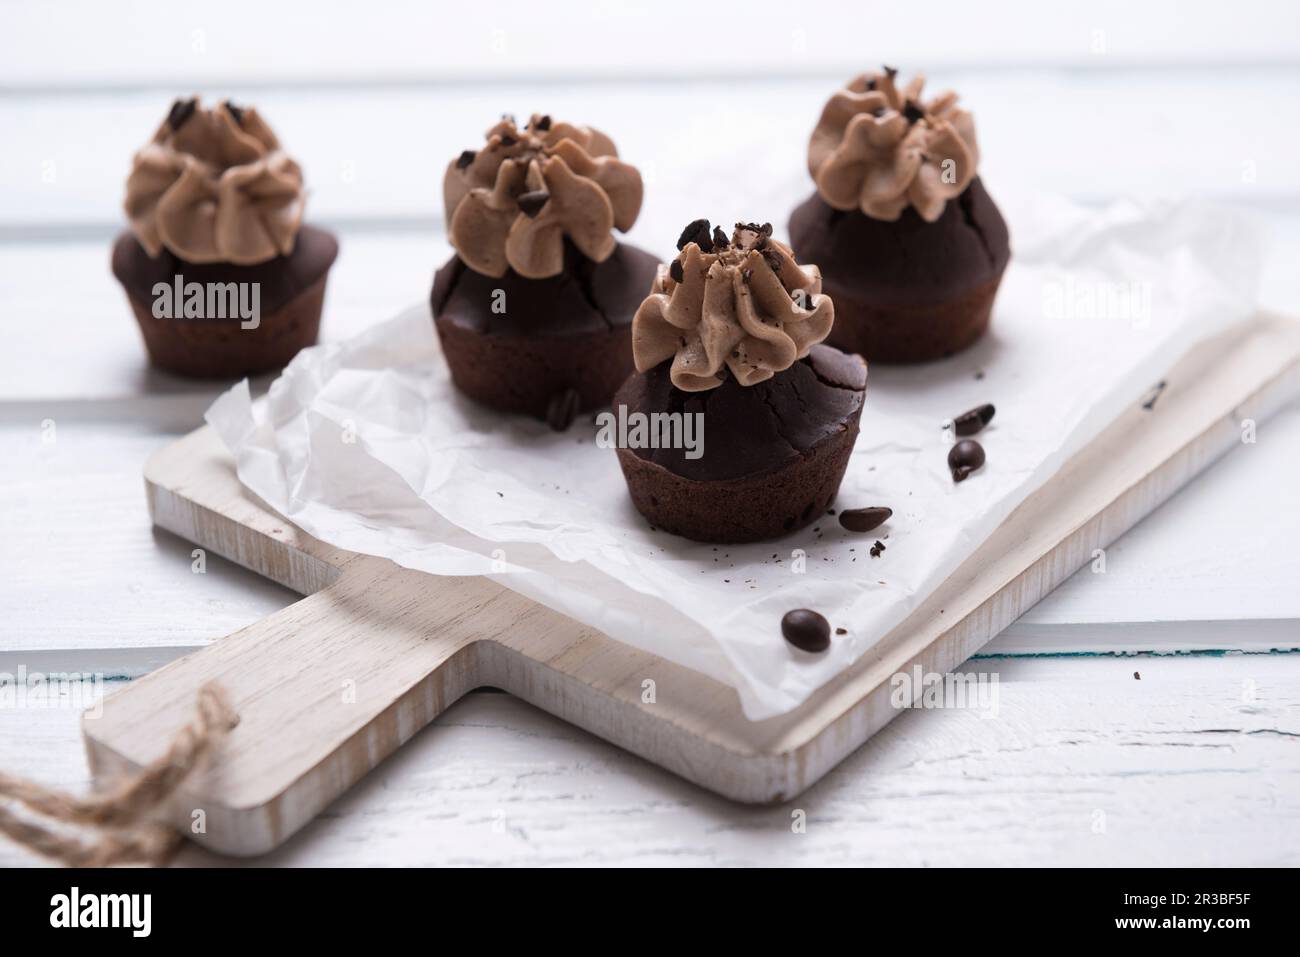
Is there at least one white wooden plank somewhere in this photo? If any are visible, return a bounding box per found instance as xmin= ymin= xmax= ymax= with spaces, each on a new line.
xmin=7 ymin=655 xmax=1295 ymax=866
xmin=0 ymin=424 xmax=295 ymax=661
xmin=3 ymin=70 xmax=1299 ymax=231
xmin=6 ymin=1 xmax=1298 ymax=89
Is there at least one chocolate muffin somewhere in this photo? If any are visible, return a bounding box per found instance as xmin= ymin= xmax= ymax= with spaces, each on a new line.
xmin=612 ymin=221 xmax=867 ymax=544
xmin=432 ymin=114 xmax=659 ymax=423
xmin=112 ymin=97 xmax=338 ymax=378
xmin=788 ymin=68 xmax=1010 ymax=363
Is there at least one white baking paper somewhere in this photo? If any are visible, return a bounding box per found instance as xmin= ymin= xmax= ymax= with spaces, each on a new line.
xmin=207 ymin=196 xmax=1259 ymax=719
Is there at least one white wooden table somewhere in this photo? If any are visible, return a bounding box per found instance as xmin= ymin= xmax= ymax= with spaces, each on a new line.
xmin=2 ymin=3 xmax=1299 ymax=865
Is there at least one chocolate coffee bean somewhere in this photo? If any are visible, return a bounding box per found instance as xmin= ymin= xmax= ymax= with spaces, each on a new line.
xmin=781 ymin=609 xmax=831 ymax=653
xmin=948 ymin=439 xmax=986 ymax=482
xmin=952 ymin=403 xmax=995 ymax=436
xmin=839 ymin=506 xmax=892 ymax=533
xmin=546 ymin=388 xmax=580 ymax=432
xmin=516 ymin=190 xmax=550 ymax=218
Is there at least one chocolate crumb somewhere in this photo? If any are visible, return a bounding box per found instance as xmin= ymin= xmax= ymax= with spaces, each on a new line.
xmin=948 ymin=439 xmax=986 ymax=482
xmin=516 ymin=189 xmax=550 ymax=218
xmin=677 ymin=218 xmax=713 ymax=252
xmin=1134 ymin=671 xmax=1141 ymax=680
xmin=903 ymin=100 xmax=925 ymax=124
xmin=668 ymin=259 xmax=685 ymax=283
xmin=883 ymin=64 xmax=898 ymax=79
xmin=546 ymin=387 xmax=580 ymax=432
xmin=532 ymin=114 xmax=552 ymax=131
xmin=167 ymin=97 xmax=198 ymax=132
xmin=781 ymin=609 xmax=831 ymax=653
xmin=952 ymin=403 xmax=995 ymax=436
xmin=456 ymin=149 xmax=477 ymax=170
xmin=223 ymin=100 xmax=244 ymax=124
xmin=839 ymin=506 xmax=892 ymax=533
xmin=835 ymin=627 xmax=847 ymax=636
xmin=865 ymin=78 xmax=877 ymax=91
xmin=869 ymin=540 xmax=886 ymax=558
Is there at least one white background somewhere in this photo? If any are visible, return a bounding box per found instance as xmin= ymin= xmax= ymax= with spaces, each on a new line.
xmin=1 ymin=0 xmax=1298 ymax=865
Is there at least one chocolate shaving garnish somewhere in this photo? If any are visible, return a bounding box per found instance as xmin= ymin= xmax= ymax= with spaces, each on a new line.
xmin=712 ymin=226 xmax=729 ymax=248
xmin=455 ymin=149 xmax=477 ymax=170
xmin=781 ymin=609 xmax=830 ymax=653
xmin=839 ymin=507 xmax=892 ymax=533
xmin=676 ymin=218 xmax=713 ymax=252
xmin=869 ymin=540 xmax=886 ymax=558
xmin=166 ymin=97 xmax=197 ymax=132
xmin=546 ymin=387 xmax=581 ymax=432
xmin=951 ymin=403 xmax=995 ymax=436
xmin=883 ymin=65 xmax=898 ymax=79
xmin=903 ymin=100 xmax=925 ymax=124
xmin=948 ymin=439 xmax=986 ymax=482
xmin=498 ymin=133 xmax=518 ymax=147
xmin=865 ymin=79 xmax=877 ymax=91
xmin=532 ymin=114 xmax=552 ymax=131
xmin=668 ymin=259 xmax=685 ymax=283
xmin=516 ymin=189 xmax=550 ymax=218
xmin=761 ymin=248 xmax=782 ymax=273
xmin=223 ymin=100 xmax=244 ymax=124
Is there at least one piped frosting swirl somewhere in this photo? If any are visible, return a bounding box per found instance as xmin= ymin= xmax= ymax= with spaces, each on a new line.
xmin=632 ymin=221 xmax=834 ymax=392
xmin=808 ymin=68 xmax=979 ymax=223
xmin=444 ymin=114 xmax=643 ymax=279
xmin=124 ymin=97 xmax=306 ymax=265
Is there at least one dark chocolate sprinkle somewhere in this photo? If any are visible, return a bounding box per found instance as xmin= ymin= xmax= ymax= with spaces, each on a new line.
xmin=838 ymin=506 xmax=892 ymax=533
xmin=948 ymin=439 xmax=986 ymax=482
xmin=865 ymin=78 xmax=877 ymax=91
xmin=883 ymin=64 xmax=899 ymax=79
xmin=952 ymin=403 xmax=995 ymax=436
xmin=167 ymin=97 xmax=198 ymax=132
xmin=903 ymin=100 xmax=925 ymax=124
xmin=546 ymin=388 xmax=581 ymax=432
xmin=676 ymin=218 xmax=713 ymax=252
xmin=456 ymin=149 xmax=477 ymax=170
xmin=223 ymin=100 xmax=244 ymax=124
xmin=532 ymin=114 xmax=552 ymax=131
xmin=668 ymin=259 xmax=685 ymax=283
xmin=835 ymin=627 xmax=847 ymax=636
xmin=499 ymin=133 xmax=518 ymax=147
xmin=516 ymin=189 xmax=550 ymax=218
xmin=781 ymin=609 xmax=831 ymax=653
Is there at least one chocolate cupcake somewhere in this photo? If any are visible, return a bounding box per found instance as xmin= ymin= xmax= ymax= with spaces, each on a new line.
xmin=788 ymin=68 xmax=1010 ymax=363
xmin=612 ymin=221 xmax=866 ymax=544
xmin=431 ymin=114 xmax=659 ymax=424
xmin=112 ymin=97 xmax=338 ymax=378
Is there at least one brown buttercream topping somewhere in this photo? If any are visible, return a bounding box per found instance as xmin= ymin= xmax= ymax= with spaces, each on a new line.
xmin=124 ymin=97 xmax=306 ymax=265
xmin=444 ymin=114 xmax=643 ymax=279
xmin=632 ymin=221 xmax=834 ymax=392
xmin=808 ymin=68 xmax=979 ymax=222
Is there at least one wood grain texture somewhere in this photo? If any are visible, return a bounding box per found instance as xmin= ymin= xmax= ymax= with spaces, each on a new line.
xmin=76 ymin=312 xmax=1300 ymax=855
xmin=10 ymin=656 xmax=1299 ymax=868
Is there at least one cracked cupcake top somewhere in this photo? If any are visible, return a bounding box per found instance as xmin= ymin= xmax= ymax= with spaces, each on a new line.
xmin=124 ymin=97 xmax=306 ymax=265
xmin=443 ymin=114 xmax=643 ymax=279
xmin=808 ymin=67 xmax=979 ymax=223
xmin=632 ymin=220 xmax=835 ymax=392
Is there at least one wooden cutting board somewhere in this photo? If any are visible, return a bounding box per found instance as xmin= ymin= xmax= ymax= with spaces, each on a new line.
xmin=83 ymin=312 xmax=1300 ymax=857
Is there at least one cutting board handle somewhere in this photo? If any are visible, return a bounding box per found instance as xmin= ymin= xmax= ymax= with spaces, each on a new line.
xmin=84 ymin=562 xmax=499 ymax=855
